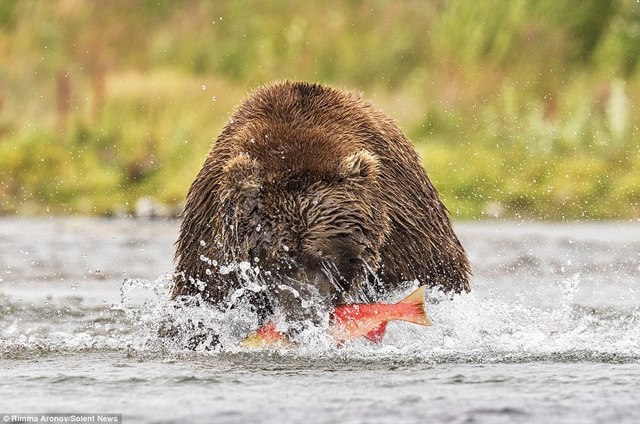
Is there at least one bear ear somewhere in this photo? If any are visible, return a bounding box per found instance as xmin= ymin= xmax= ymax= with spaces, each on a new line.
xmin=222 ymin=154 xmax=261 ymax=197
xmin=338 ymin=150 xmax=379 ymax=181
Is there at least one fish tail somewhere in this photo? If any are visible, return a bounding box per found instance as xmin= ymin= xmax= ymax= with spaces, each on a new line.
xmin=240 ymin=322 xmax=291 ymax=348
xmin=398 ymin=285 xmax=431 ymax=326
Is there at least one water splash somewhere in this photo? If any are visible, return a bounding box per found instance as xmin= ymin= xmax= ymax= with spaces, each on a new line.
xmin=117 ymin=272 xmax=640 ymax=363
xmin=1 ymin=268 xmax=638 ymax=364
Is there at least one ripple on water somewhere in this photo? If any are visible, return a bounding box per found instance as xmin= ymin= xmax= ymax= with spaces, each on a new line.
xmin=1 ymin=220 xmax=640 ymax=423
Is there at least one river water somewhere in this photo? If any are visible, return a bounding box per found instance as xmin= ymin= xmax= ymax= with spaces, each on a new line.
xmin=1 ymin=218 xmax=639 ymax=423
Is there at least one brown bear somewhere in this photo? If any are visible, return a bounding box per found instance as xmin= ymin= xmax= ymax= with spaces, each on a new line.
xmin=171 ymin=81 xmax=470 ymax=329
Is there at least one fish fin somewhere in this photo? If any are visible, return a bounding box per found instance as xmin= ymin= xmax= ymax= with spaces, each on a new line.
xmin=398 ymin=286 xmax=431 ymax=326
xmin=364 ymin=321 xmax=387 ymax=343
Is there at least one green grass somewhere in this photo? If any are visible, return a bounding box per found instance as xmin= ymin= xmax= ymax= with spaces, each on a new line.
xmin=0 ymin=0 xmax=638 ymax=219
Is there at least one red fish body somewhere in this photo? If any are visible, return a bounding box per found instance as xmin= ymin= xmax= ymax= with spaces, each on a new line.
xmin=331 ymin=285 xmax=430 ymax=342
xmin=242 ymin=286 xmax=430 ymax=347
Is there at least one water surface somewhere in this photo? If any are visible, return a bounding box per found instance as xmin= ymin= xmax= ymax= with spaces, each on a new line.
xmin=1 ymin=218 xmax=639 ymax=423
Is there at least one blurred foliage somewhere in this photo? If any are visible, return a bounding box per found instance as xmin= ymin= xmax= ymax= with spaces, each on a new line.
xmin=0 ymin=0 xmax=638 ymax=219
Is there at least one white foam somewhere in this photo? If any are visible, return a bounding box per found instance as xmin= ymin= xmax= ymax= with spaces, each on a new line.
xmin=1 ymin=264 xmax=638 ymax=363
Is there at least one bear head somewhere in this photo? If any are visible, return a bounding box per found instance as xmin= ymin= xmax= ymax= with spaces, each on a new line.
xmin=218 ymin=148 xmax=389 ymax=325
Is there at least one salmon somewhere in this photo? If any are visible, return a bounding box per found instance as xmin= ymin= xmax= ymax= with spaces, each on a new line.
xmin=330 ymin=285 xmax=430 ymax=343
xmin=241 ymin=286 xmax=430 ymax=347
xmin=240 ymin=321 xmax=293 ymax=348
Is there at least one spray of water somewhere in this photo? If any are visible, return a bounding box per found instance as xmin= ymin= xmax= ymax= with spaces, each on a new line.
xmin=1 ymin=261 xmax=638 ymax=364
xmin=108 ymin=267 xmax=640 ymax=363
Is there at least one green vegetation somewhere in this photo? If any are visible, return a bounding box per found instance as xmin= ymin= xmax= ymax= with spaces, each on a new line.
xmin=0 ymin=0 xmax=638 ymax=219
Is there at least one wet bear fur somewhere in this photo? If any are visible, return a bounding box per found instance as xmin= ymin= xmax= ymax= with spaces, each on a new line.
xmin=172 ymin=81 xmax=471 ymax=327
